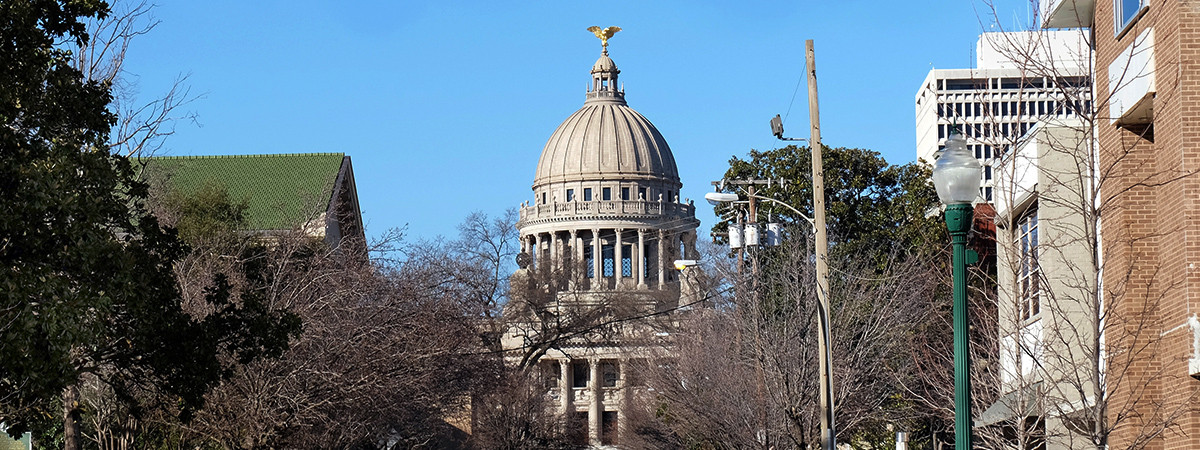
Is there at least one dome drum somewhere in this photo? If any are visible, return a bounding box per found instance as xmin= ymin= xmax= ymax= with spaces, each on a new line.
xmin=516 ymin=198 xmax=698 ymax=232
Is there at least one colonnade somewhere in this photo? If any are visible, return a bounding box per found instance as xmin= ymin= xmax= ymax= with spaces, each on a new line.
xmin=522 ymin=227 xmax=698 ymax=290
xmin=550 ymin=357 xmax=630 ymax=446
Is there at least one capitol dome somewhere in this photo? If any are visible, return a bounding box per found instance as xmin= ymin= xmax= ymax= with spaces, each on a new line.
xmin=533 ymin=51 xmax=681 ymax=188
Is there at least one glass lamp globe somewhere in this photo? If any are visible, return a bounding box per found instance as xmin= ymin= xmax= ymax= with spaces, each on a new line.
xmin=932 ymin=132 xmax=982 ymax=205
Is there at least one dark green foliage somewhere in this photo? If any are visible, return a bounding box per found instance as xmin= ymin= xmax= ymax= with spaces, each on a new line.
xmin=716 ymin=145 xmax=942 ymax=263
xmin=0 ymin=0 xmax=298 ymax=439
xmin=162 ymin=180 xmax=250 ymax=245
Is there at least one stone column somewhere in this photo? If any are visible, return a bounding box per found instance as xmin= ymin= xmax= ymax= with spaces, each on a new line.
xmin=614 ymin=229 xmax=624 ymax=285
xmin=691 ymin=230 xmax=700 ymax=259
xmin=657 ymin=230 xmax=666 ymax=288
xmin=534 ymin=233 xmax=543 ymax=271
xmin=591 ymin=229 xmax=602 ymax=290
xmin=637 ymin=229 xmax=647 ymax=288
xmin=559 ymin=359 xmax=571 ymax=415
xmin=589 ymin=358 xmax=602 ymax=446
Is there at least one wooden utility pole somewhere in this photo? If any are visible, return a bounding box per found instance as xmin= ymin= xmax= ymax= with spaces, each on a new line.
xmin=807 ymin=39 xmax=836 ymax=450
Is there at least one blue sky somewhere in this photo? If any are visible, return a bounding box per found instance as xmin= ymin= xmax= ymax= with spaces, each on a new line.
xmin=121 ymin=0 xmax=1032 ymax=243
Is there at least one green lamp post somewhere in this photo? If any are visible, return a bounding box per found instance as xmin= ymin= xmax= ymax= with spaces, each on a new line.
xmin=932 ymin=130 xmax=982 ymax=449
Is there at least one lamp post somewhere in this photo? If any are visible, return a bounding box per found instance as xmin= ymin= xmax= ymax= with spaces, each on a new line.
xmin=931 ymin=130 xmax=982 ymax=450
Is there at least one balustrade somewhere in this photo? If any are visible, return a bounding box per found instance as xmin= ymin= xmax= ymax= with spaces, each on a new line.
xmin=518 ymin=199 xmax=695 ymax=222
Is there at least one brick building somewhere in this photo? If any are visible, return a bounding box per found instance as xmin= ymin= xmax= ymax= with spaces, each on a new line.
xmin=1043 ymin=0 xmax=1200 ymax=447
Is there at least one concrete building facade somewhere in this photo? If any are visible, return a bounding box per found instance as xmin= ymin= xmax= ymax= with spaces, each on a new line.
xmin=988 ymin=119 xmax=1097 ymax=449
xmin=502 ymin=42 xmax=699 ymax=448
xmin=915 ymin=31 xmax=1091 ymax=201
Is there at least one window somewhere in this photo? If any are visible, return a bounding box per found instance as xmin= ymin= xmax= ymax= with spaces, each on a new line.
xmin=566 ymin=189 xmax=575 ymax=202
xmin=572 ymin=361 xmax=589 ymax=388
xmin=585 ymin=245 xmax=594 ymax=278
xmin=602 ymin=411 xmax=619 ymax=445
xmin=584 ymin=188 xmax=593 ymax=201
xmin=602 ymin=187 xmax=611 ymax=201
xmin=542 ymin=362 xmax=561 ymax=389
xmin=601 ymin=362 xmax=619 ymax=387
xmin=542 ymin=192 xmax=546 ymax=204
xmin=1016 ymin=206 xmax=1040 ymax=320
xmin=638 ymin=187 xmax=646 ymax=200
xmin=621 ymin=244 xmax=632 ymax=277
xmin=621 ymin=187 xmax=630 ymax=200
xmin=602 ymin=242 xmax=614 ymax=277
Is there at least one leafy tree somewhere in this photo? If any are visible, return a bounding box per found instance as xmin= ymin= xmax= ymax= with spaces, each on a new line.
xmin=0 ymin=2 xmax=295 ymax=447
xmin=716 ymin=145 xmax=941 ymax=263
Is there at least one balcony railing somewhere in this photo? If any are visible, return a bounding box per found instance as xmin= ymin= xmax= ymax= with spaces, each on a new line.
xmin=519 ymin=199 xmax=695 ymax=223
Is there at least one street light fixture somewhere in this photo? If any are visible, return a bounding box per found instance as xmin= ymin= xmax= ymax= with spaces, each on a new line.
xmin=931 ymin=130 xmax=982 ymax=450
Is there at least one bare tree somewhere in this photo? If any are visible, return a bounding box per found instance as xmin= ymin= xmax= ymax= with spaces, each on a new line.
xmin=631 ymin=235 xmax=942 ymax=449
xmin=74 ymin=0 xmax=199 ymax=158
xmin=922 ymin=3 xmax=1200 ymax=448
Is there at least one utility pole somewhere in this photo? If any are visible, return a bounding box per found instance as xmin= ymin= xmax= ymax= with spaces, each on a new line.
xmin=807 ymin=39 xmax=836 ymax=450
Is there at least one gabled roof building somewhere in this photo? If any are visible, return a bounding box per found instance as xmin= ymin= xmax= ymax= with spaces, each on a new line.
xmin=141 ymin=153 xmax=365 ymax=252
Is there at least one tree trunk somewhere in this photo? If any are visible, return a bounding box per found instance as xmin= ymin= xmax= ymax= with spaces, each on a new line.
xmin=63 ymin=383 xmax=81 ymax=450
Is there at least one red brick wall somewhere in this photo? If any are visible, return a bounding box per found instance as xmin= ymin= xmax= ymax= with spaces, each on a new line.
xmin=1096 ymin=1 xmax=1200 ymax=448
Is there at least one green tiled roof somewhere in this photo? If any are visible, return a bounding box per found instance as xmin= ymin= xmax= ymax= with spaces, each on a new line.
xmin=141 ymin=153 xmax=346 ymax=231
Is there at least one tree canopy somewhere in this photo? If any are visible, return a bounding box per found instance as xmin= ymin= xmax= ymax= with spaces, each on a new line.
xmin=0 ymin=0 xmax=296 ymax=442
xmin=716 ymin=145 xmax=942 ymax=262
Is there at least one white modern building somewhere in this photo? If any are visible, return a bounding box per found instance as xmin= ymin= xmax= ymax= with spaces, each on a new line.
xmin=915 ymin=31 xmax=1091 ymax=201
xmin=501 ymin=39 xmax=700 ymax=448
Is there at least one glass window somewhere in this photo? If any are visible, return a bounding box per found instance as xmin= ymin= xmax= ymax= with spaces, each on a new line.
xmin=566 ymin=189 xmax=575 ymax=202
xmin=584 ymin=188 xmax=593 ymax=201
xmin=602 ymin=242 xmax=614 ymax=277
xmin=602 ymin=362 xmax=618 ymax=387
xmin=585 ymin=245 xmax=594 ymax=278
xmin=572 ymin=361 xmax=589 ymax=388
xmin=621 ymin=244 xmax=632 ymax=277
xmin=603 ymin=187 xmax=611 ymax=201
xmin=621 ymin=187 xmax=630 ymax=201
xmin=1016 ymin=205 xmax=1040 ymax=320
xmin=542 ymin=192 xmax=546 ymax=204
xmin=1115 ymin=0 xmax=1144 ymax=35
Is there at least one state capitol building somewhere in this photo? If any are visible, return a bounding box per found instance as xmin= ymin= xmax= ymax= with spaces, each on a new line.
xmin=500 ymin=32 xmax=700 ymax=447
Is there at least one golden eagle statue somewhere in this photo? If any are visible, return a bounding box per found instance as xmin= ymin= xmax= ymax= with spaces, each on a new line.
xmin=587 ymin=26 xmax=621 ymax=50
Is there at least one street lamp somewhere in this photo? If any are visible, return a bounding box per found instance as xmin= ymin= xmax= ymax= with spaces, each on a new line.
xmin=931 ymin=130 xmax=982 ymax=450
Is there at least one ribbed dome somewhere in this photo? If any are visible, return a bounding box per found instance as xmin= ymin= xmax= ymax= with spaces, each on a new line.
xmin=591 ymin=54 xmax=618 ymax=74
xmin=533 ymin=52 xmax=679 ymax=187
